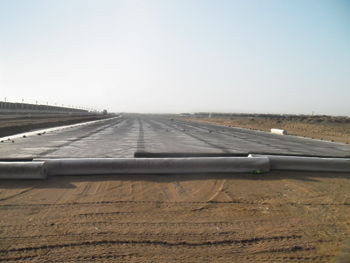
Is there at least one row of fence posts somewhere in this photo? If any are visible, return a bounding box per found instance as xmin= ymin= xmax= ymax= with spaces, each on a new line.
xmin=0 ymin=101 xmax=89 ymax=114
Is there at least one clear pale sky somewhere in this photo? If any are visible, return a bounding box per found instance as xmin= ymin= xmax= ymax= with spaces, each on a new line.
xmin=1 ymin=0 xmax=349 ymax=115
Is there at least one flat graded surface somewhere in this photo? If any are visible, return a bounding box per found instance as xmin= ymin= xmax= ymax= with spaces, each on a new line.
xmin=1 ymin=114 xmax=350 ymax=262
xmin=1 ymin=171 xmax=350 ymax=262
xmin=0 ymin=114 xmax=350 ymax=158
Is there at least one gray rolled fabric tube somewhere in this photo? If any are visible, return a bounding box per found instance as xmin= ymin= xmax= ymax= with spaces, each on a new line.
xmin=44 ymin=157 xmax=270 ymax=176
xmin=249 ymin=154 xmax=350 ymax=172
xmin=0 ymin=162 xmax=48 ymax=179
xmin=268 ymin=156 xmax=350 ymax=172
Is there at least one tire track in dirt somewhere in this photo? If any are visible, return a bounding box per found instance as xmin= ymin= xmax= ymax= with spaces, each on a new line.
xmin=1 ymin=234 xmax=307 ymax=251
xmin=96 ymin=181 xmax=110 ymax=203
xmin=160 ymin=185 xmax=173 ymax=202
xmin=1 ymin=239 xmax=317 ymax=263
xmin=115 ymin=183 xmax=159 ymax=202
xmin=0 ymin=253 xmax=334 ymax=263
xmin=0 ymin=218 xmax=312 ymax=230
xmin=2 ymin=200 xmax=350 ymax=208
xmin=98 ymin=181 xmax=134 ymax=194
xmin=0 ymin=188 xmax=33 ymax=202
xmin=0 ymin=206 xmax=320 ymax=261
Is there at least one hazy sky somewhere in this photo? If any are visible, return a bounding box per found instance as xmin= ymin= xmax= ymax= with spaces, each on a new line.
xmin=1 ymin=0 xmax=349 ymax=115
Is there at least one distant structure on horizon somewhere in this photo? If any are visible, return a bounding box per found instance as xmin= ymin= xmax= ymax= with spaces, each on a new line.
xmin=0 ymin=101 xmax=88 ymax=115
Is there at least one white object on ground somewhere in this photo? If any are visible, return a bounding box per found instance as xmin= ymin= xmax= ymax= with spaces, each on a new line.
xmin=271 ymin=128 xmax=287 ymax=135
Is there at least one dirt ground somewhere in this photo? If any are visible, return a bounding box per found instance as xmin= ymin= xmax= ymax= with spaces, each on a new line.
xmin=0 ymin=114 xmax=350 ymax=262
xmin=0 ymin=171 xmax=350 ymax=262
xmin=0 ymin=114 xmax=113 ymax=138
xmin=174 ymin=115 xmax=350 ymax=145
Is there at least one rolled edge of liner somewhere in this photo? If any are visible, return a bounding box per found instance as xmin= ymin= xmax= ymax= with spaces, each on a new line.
xmin=249 ymin=154 xmax=350 ymax=172
xmin=0 ymin=161 xmax=47 ymax=179
xmin=42 ymin=157 xmax=271 ymax=176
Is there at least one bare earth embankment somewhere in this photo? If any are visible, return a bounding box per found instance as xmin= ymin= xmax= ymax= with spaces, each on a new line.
xmin=174 ymin=115 xmax=350 ymax=144
xmin=0 ymin=114 xmax=113 ymax=138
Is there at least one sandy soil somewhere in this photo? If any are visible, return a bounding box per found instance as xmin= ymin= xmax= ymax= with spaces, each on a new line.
xmin=174 ymin=116 xmax=350 ymax=144
xmin=0 ymin=114 xmax=113 ymax=138
xmin=0 ymin=172 xmax=350 ymax=262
